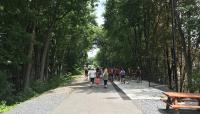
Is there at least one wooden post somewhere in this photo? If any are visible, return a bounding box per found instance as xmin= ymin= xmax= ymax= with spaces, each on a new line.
xmin=175 ymin=109 xmax=180 ymax=114
xmin=174 ymin=98 xmax=180 ymax=114
xmin=166 ymin=97 xmax=170 ymax=110
xmin=198 ymin=99 xmax=200 ymax=112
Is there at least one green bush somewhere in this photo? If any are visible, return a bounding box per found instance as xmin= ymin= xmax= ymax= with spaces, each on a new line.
xmin=188 ymin=70 xmax=200 ymax=92
xmin=71 ymin=65 xmax=83 ymax=75
xmin=0 ymin=72 xmax=74 ymax=113
xmin=31 ymin=73 xmax=73 ymax=94
xmin=31 ymin=80 xmax=49 ymax=93
xmin=0 ymin=100 xmax=16 ymax=113
xmin=0 ymin=101 xmax=9 ymax=112
xmin=15 ymin=88 xmax=37 ymax=102
xmin=0 ymin=71 xmax=14 ymax=103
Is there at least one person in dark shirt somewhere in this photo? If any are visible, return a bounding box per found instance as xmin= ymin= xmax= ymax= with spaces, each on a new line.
xmin=136 ymin=66 xmax=142 ymax=83
xmin=84 ymin=65 xmax=88 ymax=79
xmin=120 ymin=68 xmax=126 ymax=84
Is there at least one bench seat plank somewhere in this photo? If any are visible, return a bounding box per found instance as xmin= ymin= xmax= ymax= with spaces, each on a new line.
xmin=163 ymin=92 xmax=200 ymax=99
xmin=171 ymin=105 xmax=200 ymax=109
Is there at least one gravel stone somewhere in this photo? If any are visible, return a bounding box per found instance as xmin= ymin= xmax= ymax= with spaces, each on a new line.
xmin=4 ymin=87 xmax=72 ymax=114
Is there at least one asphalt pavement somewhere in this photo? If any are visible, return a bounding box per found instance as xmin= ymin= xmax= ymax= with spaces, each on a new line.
xmin=5 ymin=76 xmax=199 ymax=114
xmin=50 ymin=77 xmax=142 ymax=114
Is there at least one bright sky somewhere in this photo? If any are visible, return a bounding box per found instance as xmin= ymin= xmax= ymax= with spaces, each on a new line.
xmin=87 ymin=47 xmax=100 ymax=58
xmin=87 ymin=0 xmax=105 ymax=58
xmin=95 ymin=0 xmax=106 ymax=26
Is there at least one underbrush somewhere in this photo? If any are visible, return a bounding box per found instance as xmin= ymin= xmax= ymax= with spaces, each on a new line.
xmin=0 ymin=101 xmax=15 ymax=113
xmin=0 ymin=73 xmax=74 ymax=113
xmin=188 ymin=70 xmax=200 ymax=92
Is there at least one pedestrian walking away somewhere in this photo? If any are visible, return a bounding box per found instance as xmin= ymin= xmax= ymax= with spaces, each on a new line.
xmin=120 ymin=68 xmax=126 ymax=84
xmin=84 ymin=65 xmax=88 ymax=79
xmin=136 ymin=66 xmax=142 ymax=83
xmin=103 ymin=68 xmax=109 ymax=88
xmin=95 ymin=67 xmax=101 ymax=85
xmin=108 ymin=67 xmax=114 ymax=82
xmin=88 ymin=67 xmax=96 ymax=87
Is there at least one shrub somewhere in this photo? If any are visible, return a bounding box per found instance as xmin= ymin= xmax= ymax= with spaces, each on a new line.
xmin=0 ymin=71 xmax=14 ymax=103
xmin=0 ymin=101 xmax=8 ymax=112
xmin=188 ymin=70 xmax=200 ymax=92
xmin=71 ymin=65 xmax=82 ymax=75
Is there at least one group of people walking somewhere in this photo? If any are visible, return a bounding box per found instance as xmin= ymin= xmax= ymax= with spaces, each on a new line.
xmin=84 ymin=65 xmax=143 ymax=88
xmin=84 ymin=66 xmax=109 ymax=88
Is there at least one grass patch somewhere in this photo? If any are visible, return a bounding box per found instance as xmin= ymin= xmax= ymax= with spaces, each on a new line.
xmin=0 ymin=101 xmax=15 ymax=113
xmin=0 ymin=73 xmax=77 ymax=113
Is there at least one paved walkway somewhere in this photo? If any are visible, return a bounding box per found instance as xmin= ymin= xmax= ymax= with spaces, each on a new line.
xmin=114 ymin=80 xmax=200 ymax=114
xmin=4 ymin=76 xmax=142 ymax=114
xmin=114 ymin=80 xmax=167 ymax=100
xmin=4 ymin=76 xmax=199 ymax=114
xmin=50 ymin=77 xmax=142 ymax=114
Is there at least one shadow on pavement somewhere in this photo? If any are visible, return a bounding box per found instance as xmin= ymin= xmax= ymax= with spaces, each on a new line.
xmin=68 ymin=81 xmax=89 ymax=86
xmin=69 ymin=78 xmax=200 ymax=114
xmin=111 ymin=81 xmax=131 ymax=100
xmin=68 ymin=79 xmax=132 ymax=101
xmin=69 ymin=81 xmax=113 ymax=94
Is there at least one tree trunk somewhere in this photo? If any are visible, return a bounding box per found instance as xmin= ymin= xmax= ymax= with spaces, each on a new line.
xmin=166 ymin=46 xmax=172 ymax=89
xmin=40 ymin=25 xmax=54 ymax=81
xmin=34 ymin=46 xmax=41 ymax=80
xmin=175 ymin=8 xmax=193 ymax=90
xmin=40 ymin=35 xmax=50 ymax=81
xmin=171 ymin=0 xmax=178 ymax=91
xmin=25 ymin=26 xmax=35 ymax=88
xmin=187 ymin=30 xmax=192 ymax=87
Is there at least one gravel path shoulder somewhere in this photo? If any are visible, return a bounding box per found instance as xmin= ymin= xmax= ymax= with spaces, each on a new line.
xmin=4 ymin=86 xmax=72 ymax=114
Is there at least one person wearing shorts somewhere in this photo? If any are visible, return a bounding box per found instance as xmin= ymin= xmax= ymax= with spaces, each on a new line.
xmin=88 ymin=67 xmax=96 ymax=87
xmin=120 ymin=68 xmax=126 ymax=84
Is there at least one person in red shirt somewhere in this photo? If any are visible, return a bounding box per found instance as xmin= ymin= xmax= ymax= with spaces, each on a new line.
xmin=108 ymin=67 xmax=114 ymax=82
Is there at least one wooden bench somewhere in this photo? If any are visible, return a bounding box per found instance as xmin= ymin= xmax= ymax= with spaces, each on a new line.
xmin=161 ymin=92 xmax=200 ymax=114
xmin=171 ymin=105 xmax=200 ymax=109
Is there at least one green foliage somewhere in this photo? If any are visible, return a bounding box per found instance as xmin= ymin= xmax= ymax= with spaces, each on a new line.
xmin=31 ymin=73 xmax=73 ymax=94
xmin=0 ymin=24 xmax=30 ymax=67
xmin=0 ymin=101 xmax=15 ymax=113
xmin=15 ymin=73 xmax=73 ymax=103
xmin=96 ymin=0 xmax=200 ymax=91
xmin=0 ymin=73 xmax=74 ymax=113
xmin=0 ymin=71 xmax=14 ymax=103
xmin=0 ymin=0 xmax=97 ymax=96
xmin=0 ymin=0 xmax=97 ymax=112
xmin=71 ymin=65 xmax=83 ymax=75
xmin=15 ymin=88 xmax=37 ymax=103
xmin=188 ymin=70 xmax=200 ymax=92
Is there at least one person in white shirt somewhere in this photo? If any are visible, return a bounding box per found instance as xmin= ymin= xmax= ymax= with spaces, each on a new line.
xmin=88 ymin=67 xmax=96 ymax=87
xmin=120 ymin=68 xmax=126 ymax=84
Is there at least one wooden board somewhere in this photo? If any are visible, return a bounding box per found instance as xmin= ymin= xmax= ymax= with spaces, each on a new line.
xmin=171 ymin=105 xmax=200 ymax=109
xmin=163 ymin=92 xmax=200 ymax=99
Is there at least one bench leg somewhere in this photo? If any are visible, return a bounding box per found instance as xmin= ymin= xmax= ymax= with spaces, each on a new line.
xmin=175 ymin=109 xmax=180 ymax=114
xmin=198 ymin=99 xmax=200 ymax=112
xmin=198 ymin=99 xmax=200 ymax=106
xmin=166 ymin=97 xmax=171 ymax=110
